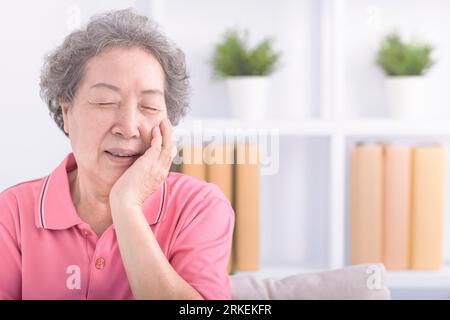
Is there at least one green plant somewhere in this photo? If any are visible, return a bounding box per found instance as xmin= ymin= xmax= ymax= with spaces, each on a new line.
xmin=211 ymin=29 xmax=281 ymax=78
xmin=377 ymin=32 xmax=434 ymax=76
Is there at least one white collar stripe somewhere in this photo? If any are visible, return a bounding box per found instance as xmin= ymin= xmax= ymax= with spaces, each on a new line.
xmin=39 ymin=175 xmax=51 ymax=229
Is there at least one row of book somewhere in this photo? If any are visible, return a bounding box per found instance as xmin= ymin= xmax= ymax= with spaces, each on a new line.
xmin=350 ymin=143 xmax=447 ymax=270
xmin=173 ymin=144 xmax=260 ymax=274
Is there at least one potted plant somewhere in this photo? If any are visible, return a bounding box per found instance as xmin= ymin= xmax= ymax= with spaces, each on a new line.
xmin=211 ymin=29 xmax=281 ymax=120
xmin=377 ymin=32 xmax=435 ymax=119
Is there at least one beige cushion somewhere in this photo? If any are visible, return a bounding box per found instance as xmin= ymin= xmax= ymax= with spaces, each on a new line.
xmin=230 ymin=263 xmax=391 ymax=300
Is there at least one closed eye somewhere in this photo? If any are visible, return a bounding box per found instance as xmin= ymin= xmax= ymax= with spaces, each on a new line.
xmin=89 ymin=101 xmax=119 ymax=107
xmin=141 ymin=105 xmax=161 ymax=112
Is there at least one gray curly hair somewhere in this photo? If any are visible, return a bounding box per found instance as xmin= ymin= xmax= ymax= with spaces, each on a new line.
xmin=40 ymin=8 xmax=190 ymax=137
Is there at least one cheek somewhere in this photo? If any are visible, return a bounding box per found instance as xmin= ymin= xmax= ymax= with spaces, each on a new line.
xmin=149 ymin=113 xmax=165 ymax=126
xmin=70 ymin=111 xmax=110 ymax=154
xmin=143 ymin=111 xmax=165 ymax=130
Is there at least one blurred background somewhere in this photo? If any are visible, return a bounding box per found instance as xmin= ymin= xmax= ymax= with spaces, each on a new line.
xmin=1 ymin=0 xmax=450 ymax=299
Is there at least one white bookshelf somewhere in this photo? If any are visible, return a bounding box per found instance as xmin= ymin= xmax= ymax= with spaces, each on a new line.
xmin=146 ymin=0 xmax=450 ymax=298
xmin=176 ymin=117 xmax=450 ymax=267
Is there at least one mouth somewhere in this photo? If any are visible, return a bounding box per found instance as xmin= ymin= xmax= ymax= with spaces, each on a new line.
xmin=104 ymin=148 xmax=143 ymax=164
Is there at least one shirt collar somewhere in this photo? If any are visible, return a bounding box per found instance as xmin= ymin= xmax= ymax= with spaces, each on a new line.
xmin=35 ymin=152 xmax=166 ymax=230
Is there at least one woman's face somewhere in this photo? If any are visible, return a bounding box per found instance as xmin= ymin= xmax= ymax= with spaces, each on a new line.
xmin=61 ymin=47 xmax=167 ymax=187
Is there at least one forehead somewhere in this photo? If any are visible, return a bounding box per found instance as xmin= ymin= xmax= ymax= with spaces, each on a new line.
xmin=82 ymin=47 xmax=165 ymax=91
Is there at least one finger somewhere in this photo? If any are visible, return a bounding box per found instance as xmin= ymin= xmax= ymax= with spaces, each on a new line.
xmin=159 ymin=118 xmax=176 ymax=165
xmin=159 ymin=140 xmax=176 ymax=168
xmin=160 ymin=118 xmax=173 ymax=150
xmin=148 ymin=126 xmax=162 ymax=159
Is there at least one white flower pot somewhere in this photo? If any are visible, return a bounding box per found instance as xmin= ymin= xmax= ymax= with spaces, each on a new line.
xmin=226 ymin=76 xmax=270 ymax=120
xmin=385 ymin=76 xmax=426 ymax=119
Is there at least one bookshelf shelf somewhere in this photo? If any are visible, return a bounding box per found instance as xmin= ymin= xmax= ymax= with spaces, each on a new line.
xmin=341 ymin=119 xmax=450 ymax=137
xmin=175 ymin=117 xmax=335 ymax=137
xmin=176 ymin=117 xmax=450 ymax=138
xmin=387 ymin=267 xmax=450 ymax=290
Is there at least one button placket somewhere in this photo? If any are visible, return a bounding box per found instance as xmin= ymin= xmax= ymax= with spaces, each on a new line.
xmin=86 ymin=225 xmax=115 ymax=299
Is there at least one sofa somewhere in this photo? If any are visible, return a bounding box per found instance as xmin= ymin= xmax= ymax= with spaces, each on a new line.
xmin=230 ymin=263 xmax=390 ymax=300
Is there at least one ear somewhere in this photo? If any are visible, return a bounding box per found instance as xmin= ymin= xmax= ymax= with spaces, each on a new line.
xmin=60 ymin=102 xmax=70 ymax=135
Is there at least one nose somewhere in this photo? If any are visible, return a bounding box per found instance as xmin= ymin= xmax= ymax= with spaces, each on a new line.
xmin=111 ymin=101 xmax=141 ymax=139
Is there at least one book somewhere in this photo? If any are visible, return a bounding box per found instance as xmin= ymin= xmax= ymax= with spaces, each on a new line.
xmin=411 ymin=145 xmax=446 ymax=270
xmin=180 ymin=145 xmax=206 ymax=181
xmin=383 ymin=144 xmax=412 ymax=270
xmin=204 ymin=143 xmax=235 ymax=274
xmin=234 ymin=143 xmax=260 ymax=271
xmin=350 ymin=143 xmax=383 ymax=265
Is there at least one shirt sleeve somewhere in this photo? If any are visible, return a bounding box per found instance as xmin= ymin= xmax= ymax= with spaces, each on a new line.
xmin=168 ymin=194 xmax=235 ymax=300
xmin=0 ymin=190 xmax=22 ymax=300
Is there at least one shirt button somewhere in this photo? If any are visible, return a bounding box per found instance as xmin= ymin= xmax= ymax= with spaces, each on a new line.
xmin=95 ymin=257 xmax=106 ymax=269
xmin=83 ymin=229 xmax=92 ymax=237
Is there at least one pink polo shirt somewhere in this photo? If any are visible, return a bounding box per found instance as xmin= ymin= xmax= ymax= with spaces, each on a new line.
xmin=0 ymin=153 xmax=235 ymax=300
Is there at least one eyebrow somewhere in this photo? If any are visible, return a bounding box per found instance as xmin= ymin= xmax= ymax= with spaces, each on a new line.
xmin=89 ymin=83 xmax=164 ymax=96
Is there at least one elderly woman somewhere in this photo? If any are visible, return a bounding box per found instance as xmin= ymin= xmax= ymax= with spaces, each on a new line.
xmin=0 ymin=9 xmax=234 ymax=300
